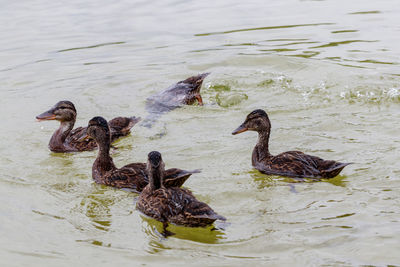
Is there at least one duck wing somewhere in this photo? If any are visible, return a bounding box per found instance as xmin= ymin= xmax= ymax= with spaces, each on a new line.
xmin=122 ymin=164 xmax=200 ymax=188
xmin=98 ymin=164 xmax=148 ymax=193
xmin=256 ymin=151 xmax=350 ymax=179
xmin=67 ymin=126 xmax=98 ymax=151
xmin=170 ymin=188 xmax=225 ymax=227
xmin=138 ymin=187 xmax=224 ymax=227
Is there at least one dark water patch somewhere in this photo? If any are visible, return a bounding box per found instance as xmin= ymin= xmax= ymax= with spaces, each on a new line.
xmin=32 ymin=210 xmax=66 ymax=220
xmin=265 ymin=38 xmax=309 ymax=42
xmin=209 ymin=84 xmax=231 ymax=92
xmin=310 ymin=40 xmax=378 ymax=49
xmin=325 ymin=56 xmax=341 ymax=60
xmin=312 ymin=225 xmax=353 ymax=229
xmin=83 ymin=61 xmax=117 ymax=65
xmin=259 ymin=48 xmax=297 ymax=52
xmin=257 ymin=79 xmax=275 ymax=87
xmin=331 ymin=30 xmax=359 ymax=34
xmin=322 ymin=213 xmax=356 ymax=220
xmin=348 ymin=49 xmax=369 ymax=52
xmin=57 ymin=41 xmax=125 ymax=53
xmin=224 ymin=43 xmax=259 ymax=47
xmin=190 ymin=48 xmax=225 ymax=53
xmin=274 ymin=41 xmax=319 ymax=46
xmin=349 ymin=10 xmax=381 ymax=15
xmin=338 ymin=63 xmax=370 ymax=69
xmin=291 ymin=51 xmax=320 ymax=58
xmin=76 ymin=239 xmax=112 ymax=248
xmin=357 ymin=59 xmax=397 ymax=65
xmin=195 ymin=23 xmax=335 ymax=36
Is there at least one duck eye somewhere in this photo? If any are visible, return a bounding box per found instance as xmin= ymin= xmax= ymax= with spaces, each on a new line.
xmin=248 ymin=114 xmax=257 ymax=119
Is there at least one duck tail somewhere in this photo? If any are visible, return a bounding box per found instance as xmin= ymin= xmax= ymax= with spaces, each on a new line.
xmin=194 ymin=213 xmax=226 ymax=222
xmin=321 ymin=162 xmax=352 ymax=178
xmin=163 ymin=169 xmax=201 ymax=188
xmin=109 ymin=116 xmax=141 ymax=137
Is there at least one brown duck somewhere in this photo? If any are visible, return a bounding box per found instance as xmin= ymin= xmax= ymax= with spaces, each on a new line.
xmin=86 ymin=116 xmax=200 ymax=192
xmin=143 ymin=73 xmax=209 ymax=127
xmin=232 ymin=109 xmax=351 ymax=179
xmin=136 ymin=151 xmax=225 ymax=236
xmin=36 ymin=101 xmax=140 ymax=152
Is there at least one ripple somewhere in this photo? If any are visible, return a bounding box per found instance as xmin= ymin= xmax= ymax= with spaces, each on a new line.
xmin=349 ymin=10 xmax=381 ymax=15
xmin=331 ymin=30 xmax=359 ymax=34
xmin=195 ymin=23 xmax=335 ymax=36
xmin=57 ymin=41 xmax=125 ymax=53
xmin=357 ymin=59 xmax=397 ymax=65
xmin=340 ymin=87 xmax=400 ymax=104
xmin=322 ymin=213 xmax=356 ymax=220
xmin=310 ymin=40 xmax=378 ymax=49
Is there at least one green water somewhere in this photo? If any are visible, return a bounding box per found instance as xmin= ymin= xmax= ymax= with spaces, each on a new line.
xmin=1 ymin=0 xmax=400 ymax=266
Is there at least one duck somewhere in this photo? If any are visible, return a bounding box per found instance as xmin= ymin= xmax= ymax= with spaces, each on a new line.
xmin=85 ymin=116 xmax=200 ymax=192
xmin=136 ymin=151 xmax=226 ymax=236
xmin=143 ymin=73 xmax=210 ymax=127
xmin=36 ymin=100 xmax=140 ymax=152
xmin=232 ymin=109 xmax=351 ymax=179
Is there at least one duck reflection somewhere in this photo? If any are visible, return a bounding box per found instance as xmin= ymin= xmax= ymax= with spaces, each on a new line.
xmin=250 ymin=169 xmax=347 ymax=191
xmin=140 ymin=215 xmax=226 ymax=248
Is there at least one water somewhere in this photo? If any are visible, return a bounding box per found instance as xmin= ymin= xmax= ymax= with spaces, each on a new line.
xmin=1 ymin=0 xmax=400 ymax=266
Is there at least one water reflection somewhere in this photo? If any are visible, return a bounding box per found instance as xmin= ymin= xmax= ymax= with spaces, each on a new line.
xmin=76 ymin=185 xmax=116 ymax=232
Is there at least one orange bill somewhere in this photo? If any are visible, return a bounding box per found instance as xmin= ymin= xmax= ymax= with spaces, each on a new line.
xmin=232 ymin=123 xmax=248 ymax=135
xmin=36 ymin=110 xmax=56 ymax=121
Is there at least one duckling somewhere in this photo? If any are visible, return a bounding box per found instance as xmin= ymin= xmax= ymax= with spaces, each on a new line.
xmin=143 ymin=73 xmax=210 ymax=127
xmin=86 ymin=117 xmax=199 ymax=192
xmin=232 ymin=109 xmax=351 ymax=179
xmin=36 ymin=101 xmax=139 ymax=152
xmin=136 ymin=151 xmax=225 ymax=236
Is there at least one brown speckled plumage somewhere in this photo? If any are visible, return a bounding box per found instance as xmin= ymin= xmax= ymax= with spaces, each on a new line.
xmin=136 ymin=151 xmax=225 ymax=235
xmin=36 ymin=101 xmax=140 ymax=152
xmin=232 ymin=109 xmax=351 ymax=179
xmin=143 ymin=73 xmax=210 ymax=127
xmin=87 ymin=117 xmax=199 ymax=192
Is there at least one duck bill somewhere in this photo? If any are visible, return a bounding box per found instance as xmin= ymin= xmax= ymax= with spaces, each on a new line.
xmin=232 ymin=123 xmax=248 ymax=135
xmin=36 ymin=109 xmax=56 ymax=121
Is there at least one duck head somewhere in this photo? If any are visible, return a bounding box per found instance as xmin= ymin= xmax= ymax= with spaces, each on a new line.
xmin=232 ymin=109 xmax=271 ymax=135
xmin=86 ymin=116 xmax=111 ymax=147
xmin=36 ymin=101 xmax=77 ymax=122
xmin=147 ymin=151 xmax=165 ymax=190
xmin=182 ymin=72 xmax=210 ymax=105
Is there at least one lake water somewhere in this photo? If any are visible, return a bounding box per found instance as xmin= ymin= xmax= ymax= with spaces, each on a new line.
xmin=1 ymin=0 xmax=400 ymax=266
